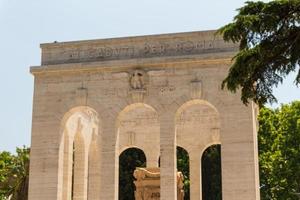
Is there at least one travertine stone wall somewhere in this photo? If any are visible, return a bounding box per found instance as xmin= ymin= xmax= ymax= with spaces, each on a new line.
xmin=117 ymin=104 xmax=160 ymax=167
xmin=28 ymin=30 xmax=260 ymax=200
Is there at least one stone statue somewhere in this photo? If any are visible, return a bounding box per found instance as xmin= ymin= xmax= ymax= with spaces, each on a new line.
xmin=177 ymin=172 xmax=185 ymax=200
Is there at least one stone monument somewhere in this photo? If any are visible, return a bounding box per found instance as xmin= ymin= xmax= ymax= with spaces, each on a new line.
xmin=28 ymin=30 xmax=260 ymax=200
xmin=134 ymin=168 xmax=184 ymax=200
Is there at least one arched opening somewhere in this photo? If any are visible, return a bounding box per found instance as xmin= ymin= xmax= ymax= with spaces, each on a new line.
xmin=119 ymin=147 xmax=146 ymax=200
xmin=116 ymin=103 xmax=160 ymax=160
xmin=58 ymin=106 xmax=99 ymax=200
xmin=177 ymin=146 xmax=190 ymax=200
xmin=116 ymin=103 xmax=159 ymax=199
xmin=201 ymin=144 xmax=222 ymax=200
xmin=175 ymin=100 xmax=221 ymax=200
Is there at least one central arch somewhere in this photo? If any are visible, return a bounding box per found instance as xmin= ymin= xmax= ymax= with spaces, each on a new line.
xmin=116 ymin=103 xmax=160 ymax=199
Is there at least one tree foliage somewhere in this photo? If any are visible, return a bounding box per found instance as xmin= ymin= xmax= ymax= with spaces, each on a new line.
xmin=119 ymin=148 xmax=146 ymax=200
xmin=0 ymin=147 xmax=30 ymax=200
xmin=202 ymin=145 xmax=222 ymax=200
xmin=177 ymin=147 xmax=190 ymax=200
xmin=258 ymin=101 xmax=300 ymax=199
xmin=218 ymin=0 xmax=300 ymax=106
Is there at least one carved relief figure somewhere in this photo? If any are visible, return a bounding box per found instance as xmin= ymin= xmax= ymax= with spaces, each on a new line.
xmin=130 ymin=70 xmax=145 ymax=90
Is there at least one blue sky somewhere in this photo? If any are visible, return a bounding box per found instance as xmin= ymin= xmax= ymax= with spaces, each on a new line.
xmin=0 ymin=0 xmax=299 ymax=152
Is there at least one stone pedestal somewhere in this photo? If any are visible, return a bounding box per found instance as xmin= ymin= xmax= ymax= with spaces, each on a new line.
xmin=133 ymin=168 xmax=184 ymax=200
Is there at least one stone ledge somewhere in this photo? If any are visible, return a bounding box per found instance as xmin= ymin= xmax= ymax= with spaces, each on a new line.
xmin=31 ymin=52 xmax=235 ymax=75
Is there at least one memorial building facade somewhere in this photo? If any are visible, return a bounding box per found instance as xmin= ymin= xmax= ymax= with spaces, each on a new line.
xmin=28 ymin=30 xmax=260 ymax=200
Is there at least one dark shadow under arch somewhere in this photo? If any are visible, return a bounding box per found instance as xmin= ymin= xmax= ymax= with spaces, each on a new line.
xmin=202 ymin=144 xmax=222 ymax=200
xmin=119 ymin=147 xmax=146 ymax=200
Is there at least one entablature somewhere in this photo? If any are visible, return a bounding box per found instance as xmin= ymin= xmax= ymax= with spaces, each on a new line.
xmin=39 ymin=30 xmax=238 ymax=67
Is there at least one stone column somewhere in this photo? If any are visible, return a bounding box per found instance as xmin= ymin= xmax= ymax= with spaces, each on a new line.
xmin=62 ymin=133 xmax=73 ymax=200
xmin=221 ymin=104 xmax=260 ymax=200
xmin=28 ymin=90 xmax=62 ymax=200
xmin=145 ymin=151 xmax=159 ymax=168
xmin=189 ymin=151 xmax=201 ymax=200
xmin=87 ymin=140 xmax=101 ymax=199
xmin=28 ymin=121 xmax=62 ymax=200
xmin=160 ymin=112 xmax=177 ymax=200
xmin=73 ymin=134 xmax=88 ymax=200
xmin=99 ymin=116 xmax=118 ymax=200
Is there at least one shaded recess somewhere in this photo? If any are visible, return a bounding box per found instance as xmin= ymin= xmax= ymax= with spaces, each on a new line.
xmin=119 ymin=147 xmax=146 ymax=200
xmin=202 ymin=144 xmax=222 ymax=200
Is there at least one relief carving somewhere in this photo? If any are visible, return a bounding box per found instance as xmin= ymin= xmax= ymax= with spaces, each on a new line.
xmin=129 ymin=69 xmax=148 ymax=102
xmin=130 ymin=69 xmax=147 ymax=90
xmin=159 ymin=85 xmax=176 ymax=95
xmin=190 ymin=80 xmax=202 ymax=99
xmin=158 ymin=77 xmax=176 ymax=97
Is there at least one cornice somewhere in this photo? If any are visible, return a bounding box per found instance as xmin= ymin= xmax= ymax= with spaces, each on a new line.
xmin=30 ymin=52 xmax=235 ymax=75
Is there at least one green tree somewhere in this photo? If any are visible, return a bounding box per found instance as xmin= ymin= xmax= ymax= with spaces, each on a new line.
xmin=0 ymin=147 xmax=30 ymax=200
xmin=119 ymin=148 xmax=146 ymax=200
xmin=258 ymin=101 xmax=300 ymax=199
xmin=202 ymin=145 xmax=222 ymax=200
xmin=218 ymin=0 xmax=300 ymax=106
xmin=177 ymin=146 xmax=190 ymax=200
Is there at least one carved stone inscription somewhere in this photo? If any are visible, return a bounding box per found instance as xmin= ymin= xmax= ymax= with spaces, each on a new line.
xmin=43 ymin=38 xmax=236 ymax=64
xmin=72 ymin=40 xmax=215 ymax=60
xmin=67 ymin=46 xmax=135 ymax=59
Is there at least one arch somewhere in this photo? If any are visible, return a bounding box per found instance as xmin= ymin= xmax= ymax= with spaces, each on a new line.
xmin=175 ymin=100 xmax=221 ymax=200
xmin=175 ymin=99 xmax=219 ymax=119
xmin=116 ymin=102 xmax=160 ymax=165
xmin=116 ymin=103 xmax=160 ymax=199
xmin=116 ymin=103 xmax=157 ymax=126
xmin=175 ymin=99 xmax=221 ymax=153
xmin=119 ymin=147 xmax=147 ymax=200
xmin=200 ymin=142 xmax=222 ymax=156
xmin=58 ymin=106 xmax=100 ymax=200
xmin=119 ymin=145 xmax=144 ymax=156
xmin=201 ymin=144 xmax=222 ymax=200
xmin=60 ymin=106 xmax=100 ymax=135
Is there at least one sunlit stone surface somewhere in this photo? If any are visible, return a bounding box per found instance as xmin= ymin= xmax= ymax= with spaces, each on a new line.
xmin=28 ymin=30 xmax=260 ymax=200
